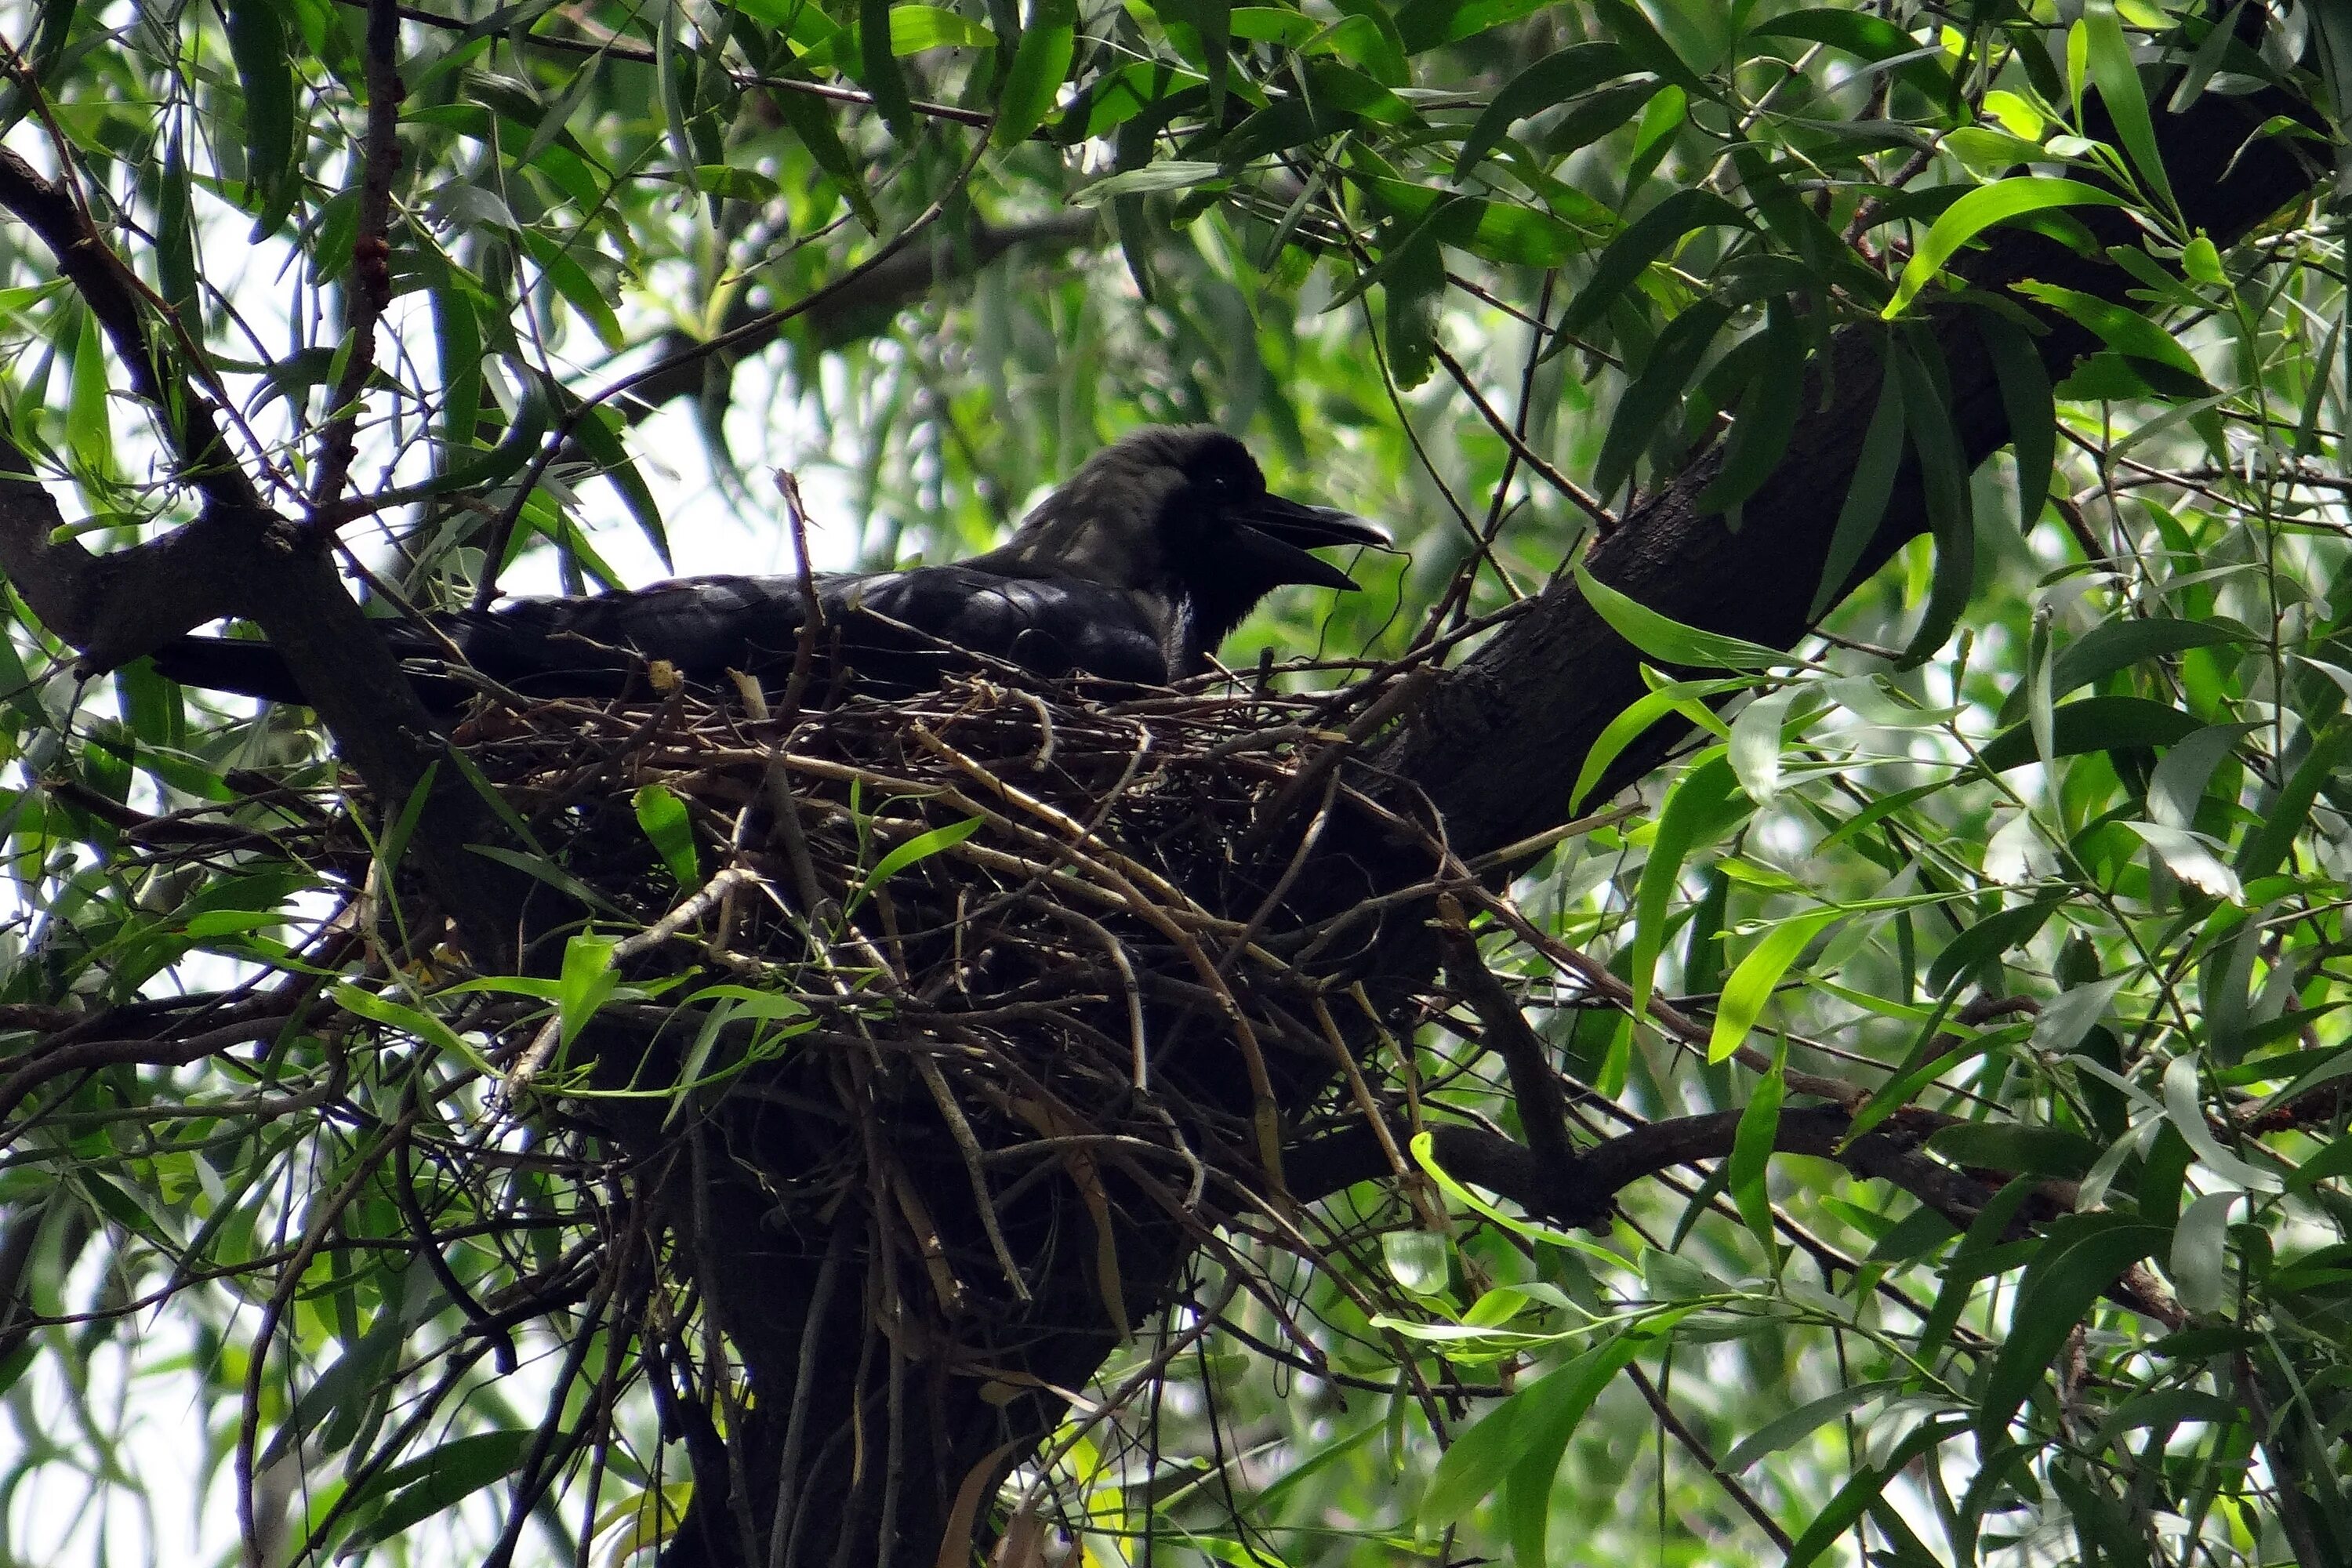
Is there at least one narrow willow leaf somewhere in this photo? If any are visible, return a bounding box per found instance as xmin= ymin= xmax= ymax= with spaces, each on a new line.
xmin=2125 ymin=821 xmax=2242 ymax=903
xmin=2161 ymin=1054 xmax=2279 ymax=1192
xmin=1727 ymin=688 xmax=1794 ymax=804
xmin=2082 ymin=5 xmax=2174 ymax=209
xmin=994 ymin=0 xmax=1078 ymax=146
xmin=2169 ymin=1190 xmax=2241 ymax=1314
xmin=1556 ymin=189 xmax=1748 ymax=337
xmin=1719 ymin=1381 xmax=1903 ymax=1473
xmin=1592 ymin=299 xmax=1730 ymax=503
xmin=1810 ymin=341 xmax=1905 ymax=617
xmin=1982 ymin=312 xmax=2054 ymax=535
xmin=1452 ymin=43 xmax=1639 ymax=177
xmin=1976 ymin=1216 xmax=2165 ymax=1439
xmin=1573 ymin=561 xmax=1797 ymax=671
xmin=851 ymin=816 xmax=985 ymax=913
xmin=1696 ymin=297 xmax=1806 ymax=515
xmin=1632 ymin=751 xmax=1754 ymax=1014
xmin=1711 ymin=909 xmax=1838 ymax=1062
xmin=225 ymin=0 xmax=297 ymax=234
xmin=633 ymin=784 xmax=700 ymax=887
xmin=1882 ymin=178 xmax=2126 ymax=316
xmin=1730 ymin=1039 xmax=1788 ymax=1248
xmin=1893 ymin=339 xmax=1974 ymax=666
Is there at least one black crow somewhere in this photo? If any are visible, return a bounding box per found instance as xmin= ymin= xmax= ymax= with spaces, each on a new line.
xmin=153 ymin=426 xmax=1382 ymax=706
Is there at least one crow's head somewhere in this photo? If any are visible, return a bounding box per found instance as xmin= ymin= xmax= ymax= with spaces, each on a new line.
xmin=980 ymin=426 xmax=1387 ymax=673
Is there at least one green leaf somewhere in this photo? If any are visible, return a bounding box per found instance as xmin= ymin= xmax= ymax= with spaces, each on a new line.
xmin=333 ymin=984 xmax=493 ymax=1071
xmin=1557 ymin=190 xmax=1748 ymax=337
xmin=850 ymin=816 xmax=985 ymax=914
xmin=993 ymin=0 xmax=1078 ymax=146
xmin=1071 ymin=162 xmax=1230 ymax=205
xmin=2169 ymin=1190 xmax=2241 ymax=1315
xmin=1787 ymin=1416 xmax=1969 ymax=1566
xmin=1976 ymin=1215 xmax=2165 ymax=1438
xmin=857 ymin=0 xmax=918 ymax=134
xmin=1928 ymin=1123 xmax=2101 ymax=1179
xmin=557 ymin=931 xmax=622 ymax=1051
xmin=1695 ymin=297 xmax=1806 ymax=514
xmin=1592 ymin=299 xmax=1730 ymax=503
xmin=433 ymin=288 xmax=482 ymax=448
xmin=2080 ymin=6 xmax=2173 ymax=209
xmin=2161 ymin=1053 xmax=2280 ymax=1192
xmin=1982 ymin=312 xmax=2054 ymax=535
xmin=1573 ymin=561 xmax=1798 ymax=671
xmin=1569 ymin=674 xmax=1751 ymax=811
xmin=1632 ymin=751 xmax=1755 ymax=1014
xmin=2044 ymin=618 xmax=2250 ymax=711
xmin=1379 ymin=212 xmax=1447 ymax=390
xmin=890 ymin=5 xmax=992 ymax=52
xmin=2125 ymin=821 xmax=2241 ymax=902
xmin=1882 ymin=178 xmax=2128 ymax=317
xmin=158 ymin=134 xmax=200 ymax=325
xmin=1923 ymin=896 xmax=2060 ymax=997
xmin=340 ymin=1431 xmax=533 ymax=1552
xmin=1420 ymin=1330 xmax=1650 ymax=1539
xmin=570 ymin=405 xmax=670 ymax=570
xmin=2235 ymin=721 xmax=2347 ymax=883
xmin=1893 ymin=337 xmax=1975 ymax=666
xmin=1726 ymin=688 xmax=1794 ymax=805
xmin=1451 ymin=44 xmax=1641 ymax=179
xmin=1711 ymin=910 xmax=1840 ymax=1062
xmin=1810 ymin=340 xmax=1906 ymax=617
xmin=1974 ymin=695 xmax=2205 ymax=773
xmin=2011 ymin=281 xmax=2208 ymax=384
xmin=633 ymin=785 xmax=701 ymax=888
xmin=225 ymin=0 xmax=298 ymax=236
xmin=65 ymin=305 xmax=113 ymax=481
xmin=1394 ymin=0 xmax=1551 ymax=53
xmin=1719 ymin=1381 xmax=1902 ymax=1473
xmin=1729 ymin=1038 xmax=1788 ymax=1248
xmin=768 ymin=53 xmax=880 ymax=230
xmin=1748 ymin=9 xmax=1944 ymax=99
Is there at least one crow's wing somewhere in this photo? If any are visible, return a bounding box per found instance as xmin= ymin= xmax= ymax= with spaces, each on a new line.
xmin=837 ymin=568 xmax=1167 ymax=687
xmin=152 ymin=568 xmax=1169 ymax=706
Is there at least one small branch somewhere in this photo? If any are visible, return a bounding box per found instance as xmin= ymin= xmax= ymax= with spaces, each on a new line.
xmin=307 ymin=0 xmax=407 ymax=518
xmin=1436 ymin=895 xmax=1578 ymax=1174
xmin=0 ymin=1007 xmax=296 ymax=1124
xmin=0 ymin=147 xmax=266 ymax=523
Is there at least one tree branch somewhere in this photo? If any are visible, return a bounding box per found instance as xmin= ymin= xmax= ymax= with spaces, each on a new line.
xmin=1378 ymin=79 xmax=2325 ymax=864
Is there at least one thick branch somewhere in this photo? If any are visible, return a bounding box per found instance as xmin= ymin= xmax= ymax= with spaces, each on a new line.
xmin=1285 ymin=1104 xmax=1972 ymax=1235
xmin=607 ymin=214 xmax=1101 ymax=426
xmin=1381 ymin=82 xmax=2325 ymax=862
xmin=0 ymin=148 xmax=266 ymax=523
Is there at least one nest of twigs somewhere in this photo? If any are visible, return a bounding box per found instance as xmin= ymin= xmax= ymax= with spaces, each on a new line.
xmin=386 ymin=667 xmax=1423 ymax=1352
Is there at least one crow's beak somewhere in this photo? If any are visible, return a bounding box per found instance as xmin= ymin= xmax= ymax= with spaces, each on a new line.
xmin=1236 ymin=493 xmax=1390 ymax=591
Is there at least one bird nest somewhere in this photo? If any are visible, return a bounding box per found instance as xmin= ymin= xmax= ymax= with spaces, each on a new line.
xmin=368 ymin=667 xmax=1431 ymax=1357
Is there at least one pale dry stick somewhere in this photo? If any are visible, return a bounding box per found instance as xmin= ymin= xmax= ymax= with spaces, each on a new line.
xmin=1464 ymin=880 xmax=1864 ymax=1109
xmin=905 ymin=726 xmax=1247 ymax=939
xmin=1327 ymin=777 xmax=1865 ymax=1107
xmin=1036 ymin=904 xmax=1149 ymax=1091
xmin=910 ymin=1051 xmax=1031 ymax=1302
xmin=1215 ymin=766 xmax=1344 ymax=983
xmin=1006 ymin=686 xmax=1057 ymax=771
xmin=500 ymin=866 xmax=761 ymax=1098
xmin=999 ymin=1272 xmax=1247 ymax=1528
xmin=1465 ymin=800 xmax=1642 ymax=873
xmin=885 ymin=1156 xmax=966 ymax=1319
xmin=728 ymin=673 xmax=829 ymax=926
xmin=237 ymin=1094 xmax=443 ymax=1564
xmin=1309 ymin=993 xmax=1449 ymax=1236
